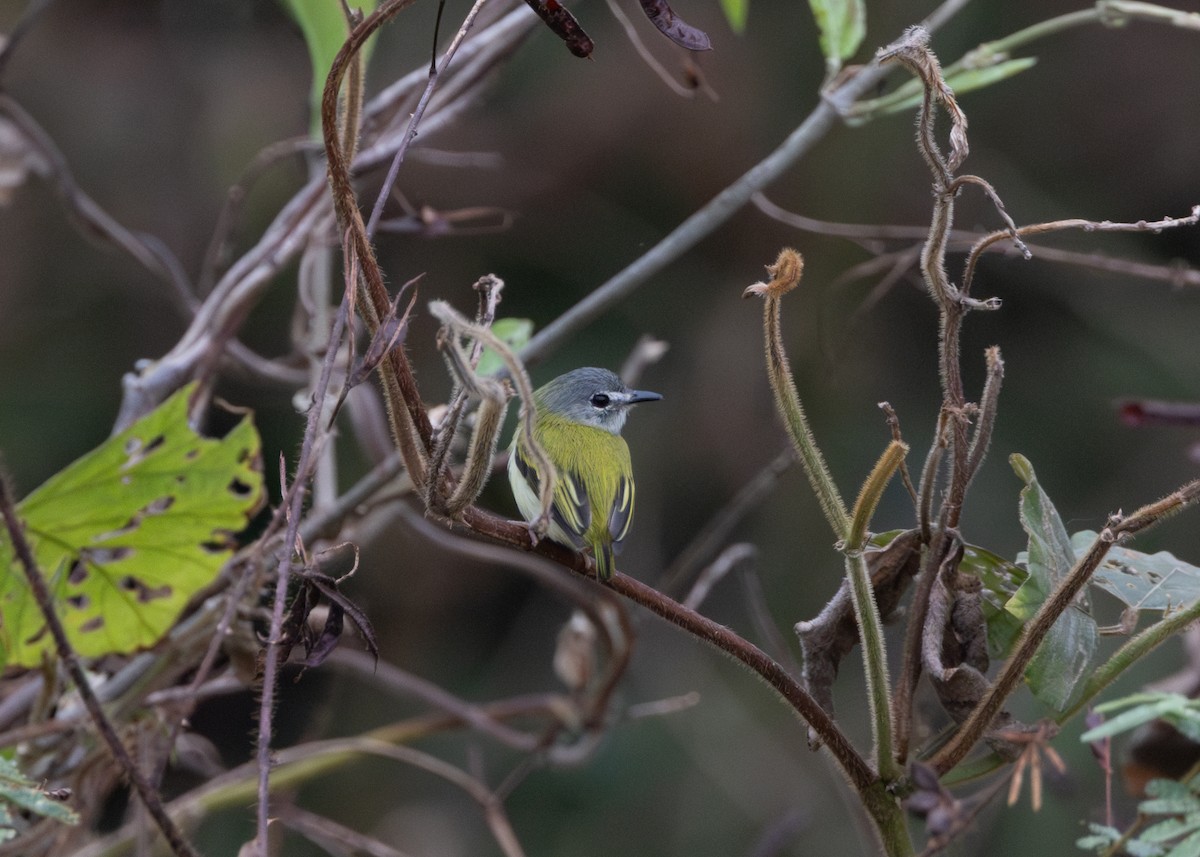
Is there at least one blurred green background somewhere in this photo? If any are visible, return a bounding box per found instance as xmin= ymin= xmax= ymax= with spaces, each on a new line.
xmin=1 ymin=0 xmax=1199 ymax=854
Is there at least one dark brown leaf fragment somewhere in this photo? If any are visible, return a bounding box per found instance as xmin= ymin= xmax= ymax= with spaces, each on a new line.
xmin=523 ymin=0 xmax=595 ymax=58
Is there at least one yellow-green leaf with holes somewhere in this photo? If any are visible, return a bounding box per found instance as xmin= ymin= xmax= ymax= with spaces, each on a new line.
xmin=0 ymin=385 xmax=264 ymax=668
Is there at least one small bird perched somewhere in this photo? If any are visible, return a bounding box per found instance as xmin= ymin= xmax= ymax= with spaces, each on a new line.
xmin=508 ymin=367 xmax=662 ymax=580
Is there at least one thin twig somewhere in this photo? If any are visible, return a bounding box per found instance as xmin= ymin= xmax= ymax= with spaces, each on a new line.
xmin=753 ymin=192 xmax=1200 ymax=293
xmin=520 ymin=0 xmax=971 ymax=367
xmin=254 ymin=231 xmax=358 ymax=853
xmin=365 ymin=0 xmax=491 ymax=239
xmin=683 ymin=542 xmax=757 ymax=610
xmin=329 ymin=648 xmax=545 ymax=752
xmin=602 ymin=0 xmax=700 ymax=98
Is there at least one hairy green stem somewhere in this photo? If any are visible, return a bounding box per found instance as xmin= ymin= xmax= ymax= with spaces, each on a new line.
xmin=847 ymin=440 xmax=909 ymax=550
xmin=1063 ymin=584 xmax=1200 ymax=723
xmin=745 ymin=249 xmax=850 ymax=539
xmin=846 ymin=548 xmax=900 ymax=782
xmin=841 ymin=442 xmax=907 ymax=782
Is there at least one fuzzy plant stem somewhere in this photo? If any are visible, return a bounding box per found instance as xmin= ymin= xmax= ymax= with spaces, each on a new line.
xmin=743 ymin=249 xmax=850 ymax=539
xmin=844 ymin=440 xmax=908 ymax=782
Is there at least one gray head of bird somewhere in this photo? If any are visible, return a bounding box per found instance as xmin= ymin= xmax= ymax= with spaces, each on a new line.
xmin=535 ymin=367 xmax=662 ymax=435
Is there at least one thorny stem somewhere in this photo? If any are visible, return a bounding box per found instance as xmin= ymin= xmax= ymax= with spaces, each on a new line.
xmin=963 ymin=347 xmax=1004 ymax=495
xmin=893 ymin=528 xmax=954 ymax=764
xmin=427 ymin=275 xmax=505 ymax=513
xmin=255 ymin=233 xmax=358 ymax=854
xmin=932 ymin=480 xmax=1200 ymax=775
xmin=446 ymin=502 xmax=880 ymax=793
xmin=0 ymin=479 xmax=201 ymax=857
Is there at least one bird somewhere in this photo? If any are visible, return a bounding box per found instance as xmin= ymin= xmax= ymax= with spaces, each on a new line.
xmin=508 ymin=367 xmax=661 ymax=580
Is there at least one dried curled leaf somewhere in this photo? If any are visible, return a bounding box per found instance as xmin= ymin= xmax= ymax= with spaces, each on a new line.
xmin=795 ymin=529 xmax=920 ymax=746
xmin=923 ymin=540 xmax=1027 ymax=759
xmin=279 ymin=543 xmax=378 ymax=671
xmin=0 ymin=384 xmax=264 ymax=668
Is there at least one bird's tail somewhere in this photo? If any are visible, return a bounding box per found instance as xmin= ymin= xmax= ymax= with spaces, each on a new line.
xmin=594 ymin=541 xmax=615 ymax=581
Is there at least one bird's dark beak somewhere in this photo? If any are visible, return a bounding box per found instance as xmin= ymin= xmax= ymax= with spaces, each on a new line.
xmin=625 ymin=389 xmax=663 ymax=405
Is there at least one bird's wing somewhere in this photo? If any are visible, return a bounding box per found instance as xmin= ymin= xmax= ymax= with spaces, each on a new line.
xmin=552 ymin=466 xmax=591 ymax=542
xmin=512 ymin=444 xmax=590 ymax=544
xmin=606 ymin=473 xmax=634 ymax=550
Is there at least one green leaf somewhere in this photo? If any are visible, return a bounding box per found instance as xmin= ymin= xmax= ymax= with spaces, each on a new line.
xmin=282 ymin=0 xmax=379 ymax=138
xmin=0 ymin=384 xmax=264 ymax=668
xmin=878 ymin=57 xmax=1039 ymax=116
xmin=1127 ymin=841 xmax=1168 ymax=857
xmin=1006 ymin=454 xmax=1098 ymax=711
xmin=959 ymin=542 xmax=1027 ymax=658
xmin=1165 ymin=829 xmax=1200 ymax=857
xmin=720 ymin=0 xmax=749 ymax=33
xmin=808 ymin=0 xmax=865 ymax=68
xmin=1077 ymin=824 xmax=1122 ymax=850
xmin=1142 ymin=816 xmax=1200 ymax=843
xmin=1072 ymin=531 xmax=1200 ymax=612
xmin=1083 ymin=694 xmax=1200 ymax=743
xmin=0 ymin=755 xmax=79 ymax=828
xmin=477 ymin=318 xmax=534 ymax=377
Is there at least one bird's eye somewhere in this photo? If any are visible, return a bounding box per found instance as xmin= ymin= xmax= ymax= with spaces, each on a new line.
xmin=589 ymin=393 xmax=611 ymax=408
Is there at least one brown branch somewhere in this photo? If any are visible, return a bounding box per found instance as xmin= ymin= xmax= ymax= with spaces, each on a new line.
xmin=962 ymin=205 xmax=1200 ymax=294
xmin=454 ymin=504 xmax=877 ymax=791
xmin=321 ymin=0 xmax=433 ymax=471
xmin=0 ymin=478 xmax=201 ymax=857
xmin=931 ymin=479 xmax=1200 ymax=775
xmin=753 ymin=193 xmax=1200 ymax=291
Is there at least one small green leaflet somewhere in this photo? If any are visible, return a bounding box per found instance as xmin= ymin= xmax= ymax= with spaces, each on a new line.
xmin=477 ymin=318 xmax=534 ymax=377
xmin=719 ymin=0 xmax=749 ymax=34
xmin=1075 ymin=531 xmax=1200 ymax=613
xmin=282 ymin=0 xmax=380 ymax=138
xmin=1005 ymin=454 xmax=1097 ymax=711
xmin=875 ymin=58 xmax=1039 ymax=116
xmin=1083 ymin=693 xmax=1200 ymax=745
xmin=0 ymin=755 xmax=79 ymax=841
xmin=0 ymin=384 xmax=264 ymax=668
xmin=808 ymin=0 xmax=865 ymax=72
